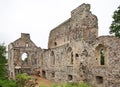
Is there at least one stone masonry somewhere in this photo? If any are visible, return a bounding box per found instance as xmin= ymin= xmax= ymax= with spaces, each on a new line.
xmin=8 ymin=3 xmax=120 ymax=87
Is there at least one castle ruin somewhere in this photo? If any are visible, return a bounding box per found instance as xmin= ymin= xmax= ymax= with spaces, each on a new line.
xmin=8 ymin=4 xmax=120 ymax=87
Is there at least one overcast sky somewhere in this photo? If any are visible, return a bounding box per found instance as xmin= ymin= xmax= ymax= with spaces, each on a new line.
xmin=0 ymin=0 xmax=120 ymax=49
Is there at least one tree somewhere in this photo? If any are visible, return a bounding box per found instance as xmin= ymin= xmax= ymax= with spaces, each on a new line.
xmin=0 ymin=43 xmax=17 ymax=87
xmin=0 ymin=43 xmax=7 ymax=79
xmin=109 ymin=5 xmax=120 ymax=38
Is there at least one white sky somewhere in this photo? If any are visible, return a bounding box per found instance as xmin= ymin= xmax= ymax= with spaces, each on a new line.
xmin=0 ymin=0 xmax=120 ymax=49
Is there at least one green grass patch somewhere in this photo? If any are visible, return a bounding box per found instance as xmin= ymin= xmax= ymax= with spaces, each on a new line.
xmin=39 ymin=82 xmax=92 ymax=87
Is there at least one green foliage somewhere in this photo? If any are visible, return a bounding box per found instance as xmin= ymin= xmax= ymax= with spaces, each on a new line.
xmin=0 ymin=43 xmax=17 ymax=87
xmin=0 ymin=79 xmax=17 ymax=87
xmin=16 ymin=73 xmax=32 ymax=87
xmin=110 ymin=5 xmax=120 ymax=38
xmin=24 ymin=57 xmax=28 ymax=62
xmin=0 ymin=43 xmax=7 ymax=80
xmin=40 ymin=85 xmax=48 ymax=87
xmin=50 ymin=82 xmax=92 ymax=87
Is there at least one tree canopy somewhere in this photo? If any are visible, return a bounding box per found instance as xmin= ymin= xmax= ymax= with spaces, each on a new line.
xmin=110 ymin=5 xmax=120 ymax=38
xmin=0 ymin=43 xmax=7 ymax=79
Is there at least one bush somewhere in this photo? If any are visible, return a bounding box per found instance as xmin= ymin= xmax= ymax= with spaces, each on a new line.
xmin=16 ymin=73 xmax=31 ymax=87
xmin=0 ymin=79 xmax=17 ymax=87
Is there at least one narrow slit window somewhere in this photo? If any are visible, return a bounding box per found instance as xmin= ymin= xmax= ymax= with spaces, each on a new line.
xmin=100 ymin=49 xmax=105 ymax=65
xmin=71 ymin=52 xmax=73 ymax=64
xmin=51 ymin=51 xmax=55 ymax=65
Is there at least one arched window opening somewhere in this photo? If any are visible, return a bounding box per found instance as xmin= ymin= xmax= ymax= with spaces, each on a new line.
xmin=96 ymin=44 xmax=106 ymax=66
xmin=51 ymin=51 xmax=55 ymax=65
xmin=100 ymin=49 xmax=105 ymax=65
xmin=21 ymin=53 xmax=28 ymax=62
xmin=67 ymin=47 xmax=73 ymax=64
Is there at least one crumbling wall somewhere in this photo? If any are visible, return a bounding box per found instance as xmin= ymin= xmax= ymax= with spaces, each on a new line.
xmin=48 ymin=4 xmax=98 ymax=48
xmin=48 ymin=19 xmax=70 ymax=48
xmin=8 ymin=3 xmax=120 ymax=87
xmin=8 ymin=33 xmax=42 ymax=79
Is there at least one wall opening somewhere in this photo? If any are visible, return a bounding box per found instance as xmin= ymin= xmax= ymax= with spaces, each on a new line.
xmin=67 ymin=47 xmax=73 ymax=64
xmin=25 ymin=42 xmax=29 ymax=47
xmin=96 ymin=44 xmax=106 ymax=66
xmin=51 ymin=51 xmax=55 ymax=65
xmin=96 ymin=76 xmax=103 ymax=84
xmin=41 ymin=54 xmax=43 ymax=65
xmin=51 ymin=72 xmax=55 ymax=78
xmin=54 ymin=42 xmax=57 ymax=46
xmin=15 ymin=69 xmax=21 ymax=74
xmin=75 ymin=53 xmax=79 ymax=57
xmin=42 ymin=70 xmax=46 ymax=78
xmin=21 ymin=53 xmax=28 ymax=62
xmin=100 ymin=49 xmax=105 ymax=65
xmin=68 ymin=75 xmax=73 ymax=81
xmin=71 ymin=52 xmax=73 ymax=64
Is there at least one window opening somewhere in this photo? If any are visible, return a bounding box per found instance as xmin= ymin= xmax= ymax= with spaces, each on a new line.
xmin=41 ymin=54 xmax=43 ymax=65
xmin=42 ymin=70 xmax=46 ymax=78
xmin=25 ymin=43 xmax=29 ymax=47
xmin=75 ymin=53 xmax=79 ymax=57
xmin=21 ymin=53 xmax=28 ymax=62
xmin=51 ymin=72 xmax=55 ymax=78
xmin=51 ymin=51 xmax=55 ymax=65
xmin=68 ymin=75 xmax=73 ymax=81
xmin=71 ymin=52 xmax=73 ymax=64
xmin=54 ymin=42 xmax=57 ymax=46
xmin=96 ymin=76 xmax=103 ymax=84
xmin=100 ymin=49 xmax=105 ymax=65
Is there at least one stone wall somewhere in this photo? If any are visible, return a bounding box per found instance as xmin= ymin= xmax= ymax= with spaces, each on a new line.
xmin=48 ymin=4 xmax=98 ymax=48
xmin=8 ymin=33 xmax=42 ymax=79
xmin=8 ymin=3 xmax=120 ymax=87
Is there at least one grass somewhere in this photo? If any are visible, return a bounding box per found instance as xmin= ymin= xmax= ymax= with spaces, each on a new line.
xmin=40 ymin=82 xmax=92 ymax=87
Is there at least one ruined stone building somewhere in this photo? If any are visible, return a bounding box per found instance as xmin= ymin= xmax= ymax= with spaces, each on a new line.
xmin=8 ymin=4 xmax=120 ymax=87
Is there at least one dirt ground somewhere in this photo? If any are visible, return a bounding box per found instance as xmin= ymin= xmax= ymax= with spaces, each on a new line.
xmin=32 ymin=76 xmax=56 ymax=87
